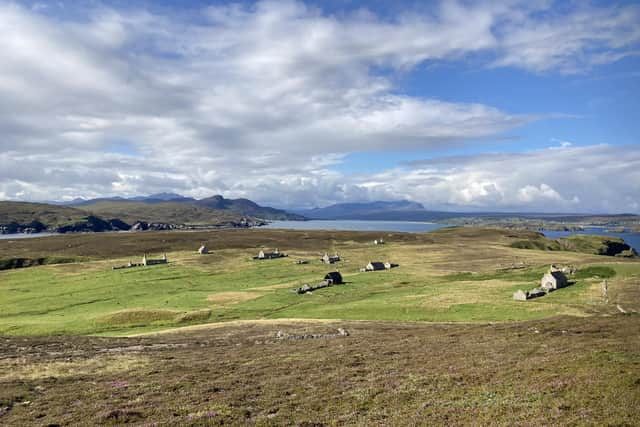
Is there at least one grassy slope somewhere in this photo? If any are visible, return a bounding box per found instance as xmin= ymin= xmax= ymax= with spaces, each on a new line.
xmin=512 ymin=232 xmax=634 ymax=254
xmin=77 ymin=201 xmax=244 ymax=225
xmin=0 ymin=201 xmax=89 ymax=227
xmin=561 ymin=234 xmax=631 ymax=254
xmin=1 ymin=227 xmax=638 ymax=335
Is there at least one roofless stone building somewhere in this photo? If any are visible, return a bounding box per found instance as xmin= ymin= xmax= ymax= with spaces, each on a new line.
xmin=142 ymin=253 xmax=167 ymax=266
xmin=540 ymin=266 xmax=568 ymax=291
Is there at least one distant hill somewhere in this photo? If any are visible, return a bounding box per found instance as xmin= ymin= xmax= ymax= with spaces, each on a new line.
xmin=0 ymin=197 xmax=278 ymax=234
xmin=297 ymin=200 xmax=431 ymax=220
xmin=78 ymin=201 xmax=247 ymax=225
xmin=0 ymin=201 xmax=128 ymax=233
xmin=0 ymin=202 xmax=90 ymax=227
xmin=195 ymin=195 xmax=305 ymax=220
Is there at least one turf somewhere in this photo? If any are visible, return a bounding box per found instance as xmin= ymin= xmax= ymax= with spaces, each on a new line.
xmin=1 ymin=227 xmax=638 ymax=336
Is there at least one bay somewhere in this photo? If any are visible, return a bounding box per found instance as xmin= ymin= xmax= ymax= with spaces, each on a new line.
xmin=264 ymin=220 xmax=452 ymax=233
xmin=0 ymin=232 xmax=59 ymax=240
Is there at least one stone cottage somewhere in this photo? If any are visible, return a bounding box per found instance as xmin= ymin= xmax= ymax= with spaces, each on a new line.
xmin=540 ymin=266 xmax=568 ymax=291
xmin=324 ymin=271 xmax=343 ymax=284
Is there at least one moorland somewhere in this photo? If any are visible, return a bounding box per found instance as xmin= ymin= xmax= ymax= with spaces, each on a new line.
xmin=0 ymin=226 xmax=638 ymax=425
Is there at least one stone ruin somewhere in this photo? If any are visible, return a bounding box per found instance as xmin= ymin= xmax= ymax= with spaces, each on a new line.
xmin=294 ymin=272 xmax=344 ymax=294
xmin=112 ymin=253 xmax=168 ymax=270
xmin=362 ymin=261 xmax=399 ymax=272
xmin=513 ymin=265 xmax=571 ymax=301
xmin=321 ymin=253 xmax=341 ymax=264
xmin=275 ymin=328 xmax=349 ymax=340
xmin=254 ymin=248 xmax=288 ymax=260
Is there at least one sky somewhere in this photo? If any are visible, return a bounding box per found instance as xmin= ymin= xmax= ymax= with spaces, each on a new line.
xmin=0 ymin=0 xmax=639 ymax=213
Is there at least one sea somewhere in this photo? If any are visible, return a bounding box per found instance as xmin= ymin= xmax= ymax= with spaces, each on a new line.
xmin=0 ymin=232 xmax=59 ymax=240
xmin=264 ymin=219 xmax=449 ymax=233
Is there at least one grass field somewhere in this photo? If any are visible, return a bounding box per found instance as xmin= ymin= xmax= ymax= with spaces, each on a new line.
xmin=1 ymin=227 xmax=639 ymax=425
xmin=1 ymin=227 xmax=638 ymax=336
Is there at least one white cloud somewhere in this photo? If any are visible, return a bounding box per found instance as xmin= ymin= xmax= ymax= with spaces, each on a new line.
xmin=368 ymin=144 xmax=640 ymax=213
xmin=492 ymin=2 xmax=640 ymax=73
xmin=0 ymin=1 xmax=638 ymax=212
xmin=517 ymin=184 xmax=564 ymax=203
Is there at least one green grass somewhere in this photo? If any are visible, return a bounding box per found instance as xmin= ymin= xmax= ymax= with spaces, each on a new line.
xmin=0 ymin=256 xmax=84 ymax=270
xmin=2 ymin=254 xmax=636 ymax=335
xmin=511 ymin=239 xmax=562 ymax=251
xmin=1 ymin=228 xmax=639 ymax=336
xmin=573 ymin=265 xmax=616 ymax=279
xmin=1 ymin=228 xmax=638 ymax=426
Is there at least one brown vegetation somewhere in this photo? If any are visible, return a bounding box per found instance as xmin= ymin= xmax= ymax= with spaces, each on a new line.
xmin=1 ymin=315 xmax=638 ymax=425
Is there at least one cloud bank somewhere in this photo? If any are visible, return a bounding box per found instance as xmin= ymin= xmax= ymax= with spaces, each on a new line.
xmin=0 ymin=0 xmax=638 ymax=212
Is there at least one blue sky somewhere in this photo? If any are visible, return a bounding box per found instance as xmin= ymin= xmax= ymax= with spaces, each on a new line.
xmin=332 ymin=54 xmax=640 ymax=174
xmin=0 ymin=0 xmax=639 ymax=212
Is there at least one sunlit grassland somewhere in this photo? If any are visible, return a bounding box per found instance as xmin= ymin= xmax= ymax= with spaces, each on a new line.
xmin=1 ymin=228 xmax=638 ymax=336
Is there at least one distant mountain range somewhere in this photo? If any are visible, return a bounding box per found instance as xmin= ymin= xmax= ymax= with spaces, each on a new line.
xmin=293 ymin=200 xmax=451 ymax=220
xmin=56 ymin=192 xmax=196 ymax=206
xmin=293 ymin=200 xmax=640 ymax=223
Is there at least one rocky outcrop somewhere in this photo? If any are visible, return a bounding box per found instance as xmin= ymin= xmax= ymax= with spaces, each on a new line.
xmin=56 ymin=215 xmax=114 ymax=233
xmin=108 ymin=218 xmax=131 ymax=231
xmin=598 ymin=240 xmax=636 ymax=257
xmin=615 ymin=248 xmax=638 ymax=258
xmin=0 ymin=220 xmax=47 ymax=234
